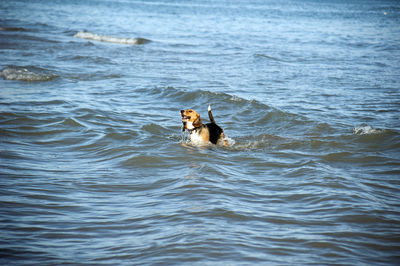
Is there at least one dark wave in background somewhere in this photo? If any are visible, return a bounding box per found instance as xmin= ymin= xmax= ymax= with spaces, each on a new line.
xmin=1 ymin=0 xmax=400 ymax=264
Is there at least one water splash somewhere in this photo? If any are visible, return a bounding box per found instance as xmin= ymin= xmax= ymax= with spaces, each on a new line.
xmin=222 ymin=135 xmax=236 ymax=146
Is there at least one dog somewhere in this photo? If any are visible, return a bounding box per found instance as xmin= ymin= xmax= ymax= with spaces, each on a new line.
xmin=181 ymin=105 xmax=229 ymax=146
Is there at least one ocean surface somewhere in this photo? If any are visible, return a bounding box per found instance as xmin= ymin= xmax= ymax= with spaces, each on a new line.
xmin=1 ymin=0 xmax=400 ymax=264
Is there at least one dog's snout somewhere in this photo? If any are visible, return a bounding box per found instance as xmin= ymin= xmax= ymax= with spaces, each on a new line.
xmin=180 ymin=110 xmax=184 ymax=114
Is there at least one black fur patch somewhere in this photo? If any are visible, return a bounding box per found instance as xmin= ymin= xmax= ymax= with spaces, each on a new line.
xmin=206 ymin=123 xmax=223 ymax=144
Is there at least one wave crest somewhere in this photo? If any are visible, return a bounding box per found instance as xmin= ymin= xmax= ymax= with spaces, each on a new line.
xmin=73 ymin=31 xmax=151 ymax=45
xmin=353 ymin=125 xmax=384 ymax=135
xmin=1 ymin=66 xmax=57 ymax=82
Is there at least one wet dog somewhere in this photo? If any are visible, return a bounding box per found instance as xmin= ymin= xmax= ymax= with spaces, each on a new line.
xmin=181 ymin=105 xmax=229 ymax=146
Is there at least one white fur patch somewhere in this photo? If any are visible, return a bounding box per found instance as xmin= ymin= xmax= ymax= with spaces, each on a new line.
xmin=189 ymin=132 xmax=210 ymax=146
xmin=185 ymin=121 xmax=195 ymax=130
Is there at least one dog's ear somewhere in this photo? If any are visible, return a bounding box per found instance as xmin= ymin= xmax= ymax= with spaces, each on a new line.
xmin=193 ymin=114 xmax=202 ymax=128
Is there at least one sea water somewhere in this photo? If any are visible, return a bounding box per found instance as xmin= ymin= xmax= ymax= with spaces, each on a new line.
xmin=1 ymin=0 xmax=400 ymax=264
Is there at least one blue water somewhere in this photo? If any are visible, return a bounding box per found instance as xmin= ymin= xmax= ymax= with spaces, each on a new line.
xmin=1 ymin=0 xmax=400 ymax=264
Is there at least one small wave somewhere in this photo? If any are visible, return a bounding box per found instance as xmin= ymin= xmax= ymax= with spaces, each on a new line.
xmin=353 ymin=125 xmax=383 ymax=135
xmin=230 ymin=134 xmax=287 ymax=151
xmin=139 ymin=86 xmax=271 ymax=112
xmin=70 ymin=55 xmax=113 ymax=64
xmin=0 ymin=66 xmax=57 ymax=82
xmin=254 ymin=53 xmax=283 ymax=62
xmin=73 ymin=31 xmax=151 ymax=45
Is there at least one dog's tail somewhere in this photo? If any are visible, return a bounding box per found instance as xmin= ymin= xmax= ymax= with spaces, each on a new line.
xmin=208 ymin=104 xmax=216 ymax=124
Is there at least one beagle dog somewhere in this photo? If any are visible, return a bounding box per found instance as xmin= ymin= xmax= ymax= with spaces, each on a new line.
xmin=181 ymin=105 xmax=229 ymax=146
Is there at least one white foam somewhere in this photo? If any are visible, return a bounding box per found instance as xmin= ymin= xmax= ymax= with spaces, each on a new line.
xmin=73 ymin=31 xmax=150 ymax=45
xmin=353 ymin=125 xmax=383 ymax=135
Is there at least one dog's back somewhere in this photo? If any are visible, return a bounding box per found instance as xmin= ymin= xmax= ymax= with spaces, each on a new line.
xmin=207 ymin=105 xmax=228 ymax=145
xmin=205 ymin=122 xmax=223 ymax=145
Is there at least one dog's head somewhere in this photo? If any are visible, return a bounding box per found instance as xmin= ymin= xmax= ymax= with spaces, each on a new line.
xmin=181 ymin=109 xmax=202 ymax=130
